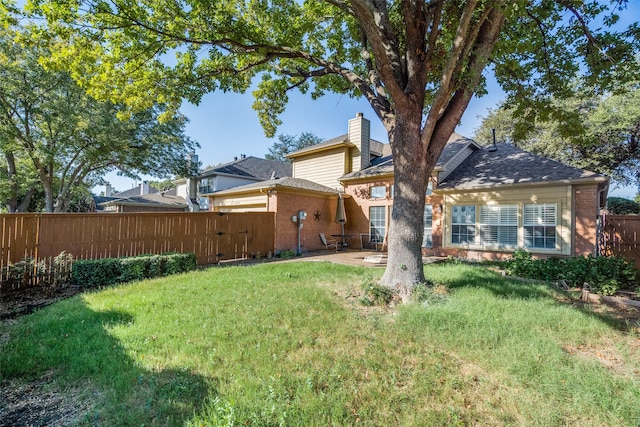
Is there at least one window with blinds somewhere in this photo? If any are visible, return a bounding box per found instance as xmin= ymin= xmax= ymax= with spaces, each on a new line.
xmin=451 ymin=205 xmax=475 ymax=244
xmin=524 ymin=203 xmax=557 ymax=249
xmin=422 ymin=204 xmax=433 ymax=247
xmin=369 ymin=206 xmax=386 ymax=243
xmin=479 ymin=205 xmax=518 ymax=246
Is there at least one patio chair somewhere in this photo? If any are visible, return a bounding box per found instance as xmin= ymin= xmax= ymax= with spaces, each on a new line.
xmin=319 ymin=233 xmax=338 ymax=251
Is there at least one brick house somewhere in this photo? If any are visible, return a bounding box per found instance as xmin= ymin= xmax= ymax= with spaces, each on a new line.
xmin=206 ymin=113 xmax=609 ymax=258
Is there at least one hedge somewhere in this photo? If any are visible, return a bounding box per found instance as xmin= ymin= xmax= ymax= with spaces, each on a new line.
xmin=506 ymin=250 xmax=637 ymax=295
xmin=71 ymin=252 xmax=197 ymax=288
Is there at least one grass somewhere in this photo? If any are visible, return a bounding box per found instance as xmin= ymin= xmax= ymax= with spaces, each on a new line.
xmin=1 ymin=261 xmax=639 ymax=426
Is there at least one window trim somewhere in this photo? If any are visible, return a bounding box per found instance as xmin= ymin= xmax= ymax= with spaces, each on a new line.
xmin=524 ymin=203 xmax=558 ymax=250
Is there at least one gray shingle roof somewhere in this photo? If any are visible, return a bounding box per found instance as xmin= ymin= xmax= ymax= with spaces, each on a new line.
xmin=99 ymin=193 xmax=188 ymax=208
xmin=116 ymin=185 xmax=159 ymax=198
xmin=340 ymin=133 xmax=475 ymax=180
xmin=199 ymin=156 xmax=292 ymax=180
xmin=212 ymin=177 xmax=340 ymax=196
xmin=437 ymin=143 xmax=603 ymax=190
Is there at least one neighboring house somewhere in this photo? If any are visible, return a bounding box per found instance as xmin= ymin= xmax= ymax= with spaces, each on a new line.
xmin=176 ymin=154 xmax=292 ymax=210
xmin=98 ymin=183 xmax=189 ymax=213
xmin=206 ymin=113 xmax=609 ymax=258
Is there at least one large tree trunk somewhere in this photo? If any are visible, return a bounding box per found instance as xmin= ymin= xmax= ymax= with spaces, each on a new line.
xmin=380 ymin=114 xmax=435 ymax=299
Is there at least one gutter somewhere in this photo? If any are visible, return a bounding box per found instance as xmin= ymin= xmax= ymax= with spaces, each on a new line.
xmin=435 ymin=176 xmax=609 ymax=194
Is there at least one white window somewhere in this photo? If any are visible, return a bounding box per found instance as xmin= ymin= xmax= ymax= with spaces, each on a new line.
xmin=524 ymin=203 xmax=557 ymax=249
xmin=370 ymin=185 xmax=386 ymax=199
xmin=426 ymin=180 xmax=433 ymax=196
xmin=451 ymin=205 xmax=475 ymax=244
xmin=423 ymin=204 xmax=433 ymax=248
xmin=369 ymin=206 xmax=386 ymax=242
xmin=479 ymin=205 xmax=518 ymax=247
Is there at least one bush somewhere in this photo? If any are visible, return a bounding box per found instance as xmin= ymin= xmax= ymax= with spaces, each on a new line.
xmin=506 ymin=251 xmax=637 ymax=296
xmin=606 ymin=197 xmax=640 ymax=215
xmin=72 ymin=258 xmax=122 ymax=288
xmin=360 ymin=281 xmax=394 ymax=306
xmin=71 ymin=252 xmax=197 ymax=288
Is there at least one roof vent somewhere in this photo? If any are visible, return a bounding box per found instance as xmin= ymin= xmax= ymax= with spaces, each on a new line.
xmin=488 ymin=128 xmax=497 ymax=152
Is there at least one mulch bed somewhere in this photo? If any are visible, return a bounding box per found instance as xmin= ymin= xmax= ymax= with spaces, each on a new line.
xmin=0 ymin=285 xmax=85 ymax=321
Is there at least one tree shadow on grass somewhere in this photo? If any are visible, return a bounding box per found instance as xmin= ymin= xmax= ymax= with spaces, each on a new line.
xmin=430 ymin=265 xmax=637 ymax=332
xmin=0 ymin=298 xmax=213 ymax=426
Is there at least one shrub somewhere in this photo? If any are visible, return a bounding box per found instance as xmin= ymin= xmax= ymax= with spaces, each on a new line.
xmin=72 ymin=258 xmax=122 ymax=288
xmin=506 ymin=251 xmax=637 ymax=296
xmin=360 ymin=281 xmax=394 ymax=306
xmin=277 ymin=249 xmax=297 ymax=259
xmin=71 ymin=252 xmax=197 ymax=288
xmin=606 ymin=197 xmax=640 ymax=215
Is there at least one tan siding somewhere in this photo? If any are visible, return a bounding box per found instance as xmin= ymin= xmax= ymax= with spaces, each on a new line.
xmin=292 ymin=148 xmax=347 ymax=189
xmin=211 ymin=193 xmax=268 ymax=212
xmin=348 ymin=116 xmax=370 ymax=171
xmin=442 ymin=185 xmax=572 ymax=256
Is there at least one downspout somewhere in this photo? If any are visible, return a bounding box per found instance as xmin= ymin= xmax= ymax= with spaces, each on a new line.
xmin=595 ymin=182 xmax=610 ymax=257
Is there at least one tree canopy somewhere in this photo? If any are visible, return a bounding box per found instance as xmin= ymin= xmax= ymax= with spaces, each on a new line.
xmin=0 ymin=24 xmax=199 ymax=212
xmin=14 ymin=0 xmax=640 ymax=292
xmin=473 ymin=83 xmax=640 ymax=188
xmin=265 ymin=132 xmax=323 ymax=162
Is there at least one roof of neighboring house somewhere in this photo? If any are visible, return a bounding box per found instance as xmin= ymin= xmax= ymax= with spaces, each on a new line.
xmin=92 ymin=196 xmax=121 ymax=211
xmin=99 ymin=193 xmax=188 ymax=209
xmin=198 ymin=156 xmax=291 ymax=180
xmin=115 ymin=185 xmax=159 ymax=198
xmin=340 ymin=133 xmax=476 ymax=181
xmin=437 ymin=143 xmax=605 ymax=190
xmin=211 ymin=177 xmax=340 ymax=196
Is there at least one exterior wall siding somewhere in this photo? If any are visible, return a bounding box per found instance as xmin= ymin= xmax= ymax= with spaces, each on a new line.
xmin=273 ymin=192 xmax=343 ymax=253
xmin=573 ymin=184 xmax=599 ymax=256
xmin=292 ymin=148 xmax=347 ymax=190
xmin=211 ymin=193 xmax=268 ymax=212
xmin=348 ymin=115 xmax=370 ymax=171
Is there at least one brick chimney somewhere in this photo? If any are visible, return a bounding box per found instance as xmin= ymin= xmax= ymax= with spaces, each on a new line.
xmin=348 ymin=112 xmax=371 ymax=171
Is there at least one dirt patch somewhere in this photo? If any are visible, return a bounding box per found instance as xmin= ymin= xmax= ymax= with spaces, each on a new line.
xmin=0 ymin=372 xmax=98 ymax=427
xmin=1 ymin=285 xmax=84 ymax=321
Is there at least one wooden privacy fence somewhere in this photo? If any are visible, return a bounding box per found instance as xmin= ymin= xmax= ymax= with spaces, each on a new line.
xmin=600 ymin=214 xmax=640 ymax=270
xmin=1 ymin=212 xmax=275 ymax=279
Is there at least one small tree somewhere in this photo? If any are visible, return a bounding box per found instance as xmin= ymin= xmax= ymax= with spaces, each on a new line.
xmin=607 ymin=197 xmax=640 ymax=215
xmin=266 ymin=132 xmax=323 ymax=163
xmin=0 ymin=24 xmax=199 ymax=212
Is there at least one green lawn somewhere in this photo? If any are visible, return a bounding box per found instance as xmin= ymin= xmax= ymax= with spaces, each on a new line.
xmin=1 ymin=262 xmax=639 ymax=426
